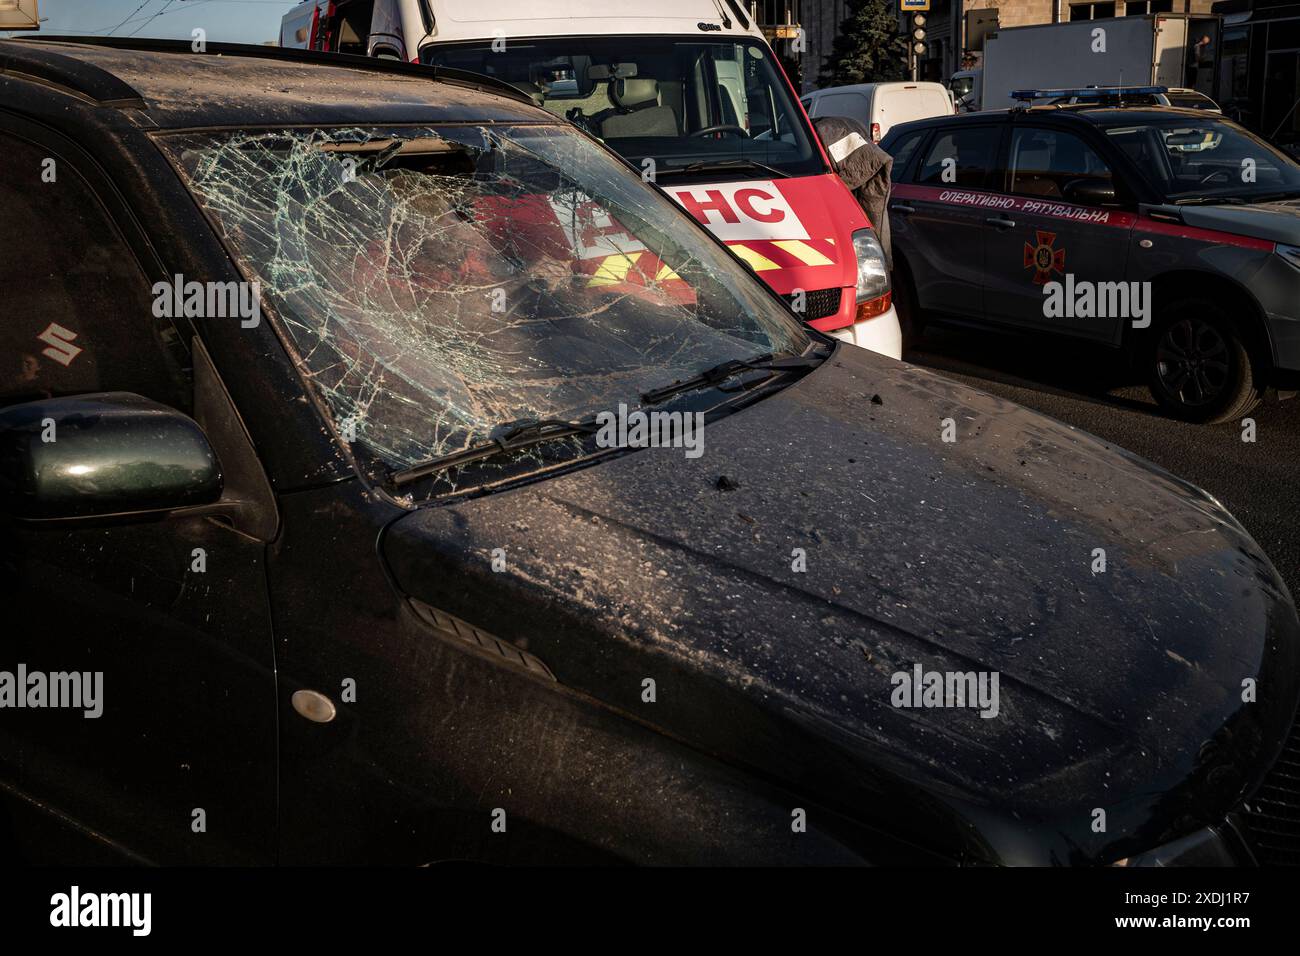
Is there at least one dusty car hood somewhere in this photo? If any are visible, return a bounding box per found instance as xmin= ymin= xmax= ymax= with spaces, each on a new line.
xmin=1177 ymin=197 xmax=1300 ymax=246
xmin=383 ymin=344 xmax=1300 ymax=864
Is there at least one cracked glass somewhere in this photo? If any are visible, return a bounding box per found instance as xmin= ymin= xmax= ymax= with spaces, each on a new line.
xmin=161 ymin=123 xmax=811 ymax=491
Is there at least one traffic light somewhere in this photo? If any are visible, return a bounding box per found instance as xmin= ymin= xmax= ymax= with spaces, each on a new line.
xmin=912 ymin=13 xmax=927 ymax=56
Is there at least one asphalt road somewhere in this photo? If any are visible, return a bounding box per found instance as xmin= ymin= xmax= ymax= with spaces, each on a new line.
xmin=904 ymin=323 xmax=1300 ymax=598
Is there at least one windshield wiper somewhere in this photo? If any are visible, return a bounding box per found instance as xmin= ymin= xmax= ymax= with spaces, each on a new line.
xmin=390 ymin=354 xmax=823 ymax=487
xmin=1248 ymin=190 xmax=1300 ymax=203
xmin=391 ymin=417 xmax=600 ymax=487
xmin=640 ymin=353 xmax=821 ymax=405
xmin=1172 ymin=195 xmax=1247 ymax=205
xmin=659 ymin=158 xmax=792 ymax=179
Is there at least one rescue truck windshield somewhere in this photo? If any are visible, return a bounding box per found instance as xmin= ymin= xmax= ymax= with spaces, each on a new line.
xmin=160 ymin=123 xmax=811 ymax=476
xmin=423 ymin=36 xmax=824 ymax=180
xmin=1102 ymin=116 xmax=1300 ymax=203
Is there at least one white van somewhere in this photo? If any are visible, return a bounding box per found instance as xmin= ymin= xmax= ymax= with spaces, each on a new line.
xmin=801 ymin=82 xmax=954 ymax=143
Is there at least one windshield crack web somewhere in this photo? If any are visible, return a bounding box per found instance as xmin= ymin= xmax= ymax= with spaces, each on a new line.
xmin=169 ymin=124 xmax=804 ymax=498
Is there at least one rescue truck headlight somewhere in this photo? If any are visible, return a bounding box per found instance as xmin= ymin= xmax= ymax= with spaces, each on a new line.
xmin=852 ymin=229 xmax=890 ymax=305
xmin=1277 ymin=244 xmax=1300 ymax=272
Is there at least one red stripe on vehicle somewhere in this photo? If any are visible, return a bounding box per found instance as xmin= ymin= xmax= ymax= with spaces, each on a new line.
xmin=895 ymin=184 xmax=1278 ymax=251
xmin=1133 ymin=218 xmax=1275 ymax=251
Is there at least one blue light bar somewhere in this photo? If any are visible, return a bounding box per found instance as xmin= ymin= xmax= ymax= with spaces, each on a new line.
xmin=1011 ymin=86 xmax=1169 ymax=101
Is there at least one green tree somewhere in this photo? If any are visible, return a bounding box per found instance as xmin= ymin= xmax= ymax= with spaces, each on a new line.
xmin=818 ymin=0 xmax=906 ymax=87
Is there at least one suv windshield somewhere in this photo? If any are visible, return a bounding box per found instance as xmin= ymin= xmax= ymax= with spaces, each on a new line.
xmin=422 ymin=37 xmax=824 ymax=179
xmin=1104 ymin=117 xmax=1300 ymax=201
xmin=161 ymin=123 xmax=810 ymax=475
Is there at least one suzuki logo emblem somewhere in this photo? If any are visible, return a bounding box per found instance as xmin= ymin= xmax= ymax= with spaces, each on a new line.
xmin=37 ymin=323 xmax=83 ymax=367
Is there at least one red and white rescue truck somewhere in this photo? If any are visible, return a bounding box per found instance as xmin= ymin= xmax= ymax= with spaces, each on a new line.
xmin=281 ymin=0 xmax=902 ymax=357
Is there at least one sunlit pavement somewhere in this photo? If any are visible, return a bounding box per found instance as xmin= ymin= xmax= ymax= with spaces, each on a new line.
xmin=905 ymin=324 xmax=1300 ymax=599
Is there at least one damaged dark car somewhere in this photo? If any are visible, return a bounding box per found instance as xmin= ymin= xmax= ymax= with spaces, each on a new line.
xmin=0 ymin=37 xmax=1298 ymax=867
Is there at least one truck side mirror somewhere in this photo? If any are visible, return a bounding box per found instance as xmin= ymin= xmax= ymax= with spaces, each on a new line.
xmin=0 ymin=392 xmax=223 ymax=520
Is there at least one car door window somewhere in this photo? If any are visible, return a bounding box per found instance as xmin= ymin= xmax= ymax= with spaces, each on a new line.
xmin=1166 ymin=91 xmax=1216 ymax=110
xmin=328 ymin=0 xmax=375 ymax=54
xmin=916 ymin=127 xmax=999 ymax=189
xmin=0 ymin=133 xmax=189 ymax=411
xmin=370 ymin=0 xmax=404 ymax=41
xmin=1007 ymin=127 xmax=1114 ymax=200
xmin=885 ymin=130 xmax=927 ymax=182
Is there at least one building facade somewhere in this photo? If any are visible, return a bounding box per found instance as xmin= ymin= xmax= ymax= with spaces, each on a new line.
xmin=797 ymin=0 xmax=1220 ymax=90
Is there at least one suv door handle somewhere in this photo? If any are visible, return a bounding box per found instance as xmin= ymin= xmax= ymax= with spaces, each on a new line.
xmin=985 ymin=216 xmax=1016 ymax=229
xmin=891 ymin=203 xmax=915 ymax=214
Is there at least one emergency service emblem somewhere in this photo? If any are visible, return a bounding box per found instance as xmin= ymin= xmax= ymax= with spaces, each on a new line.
xmin=1023 ymin=230 xmax=1066 ymax=285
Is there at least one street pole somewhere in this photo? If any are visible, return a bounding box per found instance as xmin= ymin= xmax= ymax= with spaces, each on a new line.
xmin=952 ymin=0 xmax=963 ymax=80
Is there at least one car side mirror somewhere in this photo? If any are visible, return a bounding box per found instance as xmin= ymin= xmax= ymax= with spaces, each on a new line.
xmin=0 ymin=392 xmax=223 ymax=520
xmin=1063 ymin=178 xmax=1118 ymax=207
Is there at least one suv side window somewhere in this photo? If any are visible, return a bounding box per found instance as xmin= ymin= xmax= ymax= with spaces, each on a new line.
xmin=328 ymin=0 xmax=375 ymax=55
xmin=369 ymin=0 xmax=405 ymax=58
xmin=916 ymin=126 xmax=999 ymax=189
xmin=885 ymin=129 xmax=928 ymax=182
xmin=1006 ymin=127 xmax=1114 ymax=200
xmin=0 ymin=133 xmax=190 ymax=411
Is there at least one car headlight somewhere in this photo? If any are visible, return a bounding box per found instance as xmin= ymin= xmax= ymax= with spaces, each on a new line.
xmin=852 ymin=229 xmax=890 ymax=304
xmin=1277 ymin=243 xmax=1300 ymax=271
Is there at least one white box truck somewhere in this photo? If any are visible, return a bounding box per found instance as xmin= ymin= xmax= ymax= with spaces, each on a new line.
xmin=0 ymin=0 xmax=40 ymax=31
xmin=979 ymin=14 xmax=1220 ymax=111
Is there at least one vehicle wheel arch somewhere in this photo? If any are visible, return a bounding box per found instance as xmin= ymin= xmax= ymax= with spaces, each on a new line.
xmin=1132 ymin=269 xmax=1275 ymax=374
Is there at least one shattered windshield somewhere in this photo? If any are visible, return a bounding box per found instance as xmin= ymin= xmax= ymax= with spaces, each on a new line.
xmin=161 ymin=123 xmax=810 ymax=480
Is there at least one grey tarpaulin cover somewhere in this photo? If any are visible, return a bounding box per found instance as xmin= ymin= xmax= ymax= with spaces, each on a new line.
xmin=812 ymin=115 xmax=893 ymax=269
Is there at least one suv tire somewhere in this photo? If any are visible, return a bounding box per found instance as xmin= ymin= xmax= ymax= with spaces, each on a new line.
xmin=1146 ymin=299 xmax=1261 ymax=424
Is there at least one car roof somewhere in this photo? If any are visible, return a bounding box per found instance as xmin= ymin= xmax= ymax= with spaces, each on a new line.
xmin=883 ymin=104 xmax=1224 ymax=137
xmin=1034 ymin=104 xmax=1224 ymax=124
xmin=0 ymin=36 xmax=549 ymax=130
xmin=812 ymin=81 xmax=945 ymax=95
xmin=426 ymin=0 xmax=767 ymax=43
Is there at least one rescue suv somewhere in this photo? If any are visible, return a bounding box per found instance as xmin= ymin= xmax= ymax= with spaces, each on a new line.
xmin=881 ymin=96 xmax=1300 ymax=423
xmin=279 ymin=0 xmax=902 ymax=358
